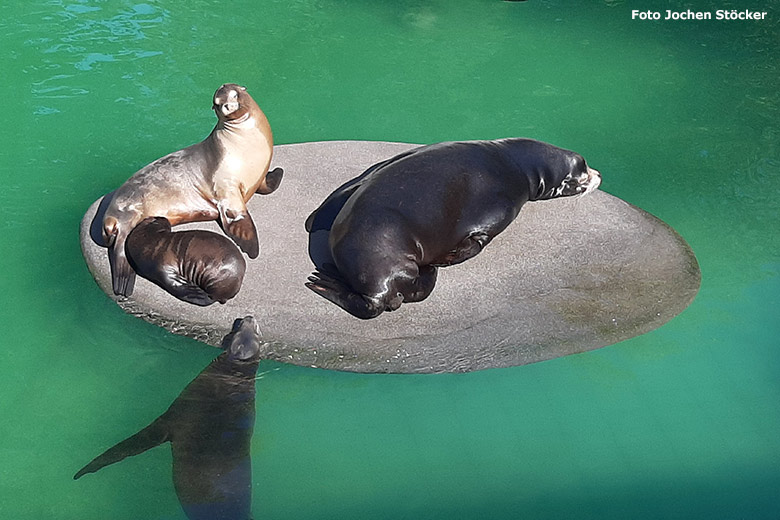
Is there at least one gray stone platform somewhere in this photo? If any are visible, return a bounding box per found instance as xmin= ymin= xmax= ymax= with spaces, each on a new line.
xmin=80 ymin=141 xmax=700 ymax=373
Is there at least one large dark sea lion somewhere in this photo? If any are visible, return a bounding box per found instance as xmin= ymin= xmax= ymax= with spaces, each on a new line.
xmin=125 ymin=217 xmax=246 ymax=306
xmin=102 ymin=83 xmax=283 ymax=297
xmin=74 ymin=316 xmax=263 ymax=520
xmin=305 ymin=138 xmax=601 ymax=319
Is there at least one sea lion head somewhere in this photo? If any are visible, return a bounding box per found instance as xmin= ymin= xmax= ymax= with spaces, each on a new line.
xmin=500 ymin=139 xmax=601 ymax=201
xmin=538 ymin=152 xmax=601 ymax=200
xmin=213 ymin=83 xmax=252 ymax=123
xmin=221 ymin=316 xmax=262 ymax=361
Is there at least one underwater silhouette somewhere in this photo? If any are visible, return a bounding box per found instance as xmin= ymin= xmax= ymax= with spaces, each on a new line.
xmin=75 ymin=316 xmax=263 ymax=520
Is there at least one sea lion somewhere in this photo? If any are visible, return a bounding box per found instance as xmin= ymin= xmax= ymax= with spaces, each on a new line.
xmin=125 ymin=217 xmax=246 ymax=306
xmin=305 ymin=138 xmax=602 ymax=319
xmin=74 ymin=316 xmax=263 ymax=520
xmin=101 ymin=83 xmax=283 ymax=297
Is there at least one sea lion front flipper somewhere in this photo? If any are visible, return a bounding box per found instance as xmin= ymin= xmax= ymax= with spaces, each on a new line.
xmin=73 ymin=417 xmax=169 ymax=480
xmin=256 ymin=167 xmax=284 ymax=195
xmin=218 ymin=204 xmax=259 ymax=259
xmin=306 ymin=270 xmax=384 ymax=320
xmin=436 ymin=231 xmax=492 ymax=266
xmin=400 ymin=265 xmax=438 ymax=303
xmin=158 ymin=264 xmax=219 ymax=306
xmin=108 ymin=237 xmax=136 ymax=297
xmin=167 ymin=280 xmax=218 ymax=306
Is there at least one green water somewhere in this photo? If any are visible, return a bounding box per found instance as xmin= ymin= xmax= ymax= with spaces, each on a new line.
xmin=2 ymin=0 xmax=779 ymax=518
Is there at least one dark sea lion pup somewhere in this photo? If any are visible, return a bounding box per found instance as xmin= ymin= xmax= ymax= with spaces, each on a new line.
xmin=125 ymin=217 xmax=246 ymax=306
xmin=74 ymin=316 xmax=263 ymax=520
xmin=305 ymin=138 xmax=602 ymax=319
xmin=102 ymin=83 xmax=283 ymax=297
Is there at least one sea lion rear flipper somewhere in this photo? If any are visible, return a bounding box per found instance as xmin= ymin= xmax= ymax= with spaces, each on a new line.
xmin=219 ymin=205 xmax=259 ymax=259
xmin=306 ymin=270 xmax=383 ymax=319
xmin=73 ymin=418 xmax=169 ymax=480
xmin=108 ymin=239 xmax=136 ymax=297
xmin=256 ymin=167 xmax=284 ymax=195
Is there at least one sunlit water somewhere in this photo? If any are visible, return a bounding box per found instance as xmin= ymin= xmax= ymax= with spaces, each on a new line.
xmin=1 ymin=0 xmax=778 ymax=518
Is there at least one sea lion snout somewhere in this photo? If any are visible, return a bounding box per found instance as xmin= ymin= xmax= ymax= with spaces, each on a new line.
xmin=214 ymin=92 xmax=239 ymax=116
xmin=584 ymin=166 xmax=602 ymax=194
xmin=213 ymin=83 xmax=247 ymax=116
xmin=570 ymin=166 xmax=601 ymax=196
xmin=553 ymin=164 xmax=602 ymax=197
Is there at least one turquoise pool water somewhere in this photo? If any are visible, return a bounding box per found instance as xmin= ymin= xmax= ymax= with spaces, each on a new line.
xmin=1 ymin=0 xmax=778 ymax=518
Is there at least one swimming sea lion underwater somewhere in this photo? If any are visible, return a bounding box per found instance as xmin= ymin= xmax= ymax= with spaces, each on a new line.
xmin=74 ymin=316 xmax=263 ymax=520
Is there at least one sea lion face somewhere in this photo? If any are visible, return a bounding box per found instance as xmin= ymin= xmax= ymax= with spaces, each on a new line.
xmin=213 ymin=83 xmax=250 ymax=122
xmin=540 ymin=155 xmax=601 ymax=200
xmin=221 ymin=316 xmax=262 ymax=361
xmin=550 ymin=165 xmax=601 ymax=198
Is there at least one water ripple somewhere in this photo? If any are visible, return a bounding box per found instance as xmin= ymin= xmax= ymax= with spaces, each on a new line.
xmin=28 ymin=2 xmax=169 ymax=71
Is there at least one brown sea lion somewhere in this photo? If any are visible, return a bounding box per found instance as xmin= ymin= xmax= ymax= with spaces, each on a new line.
xmin=125 ymin=217 xmax=246 ymax=306
xmin=305 ymin=138 xmax=601 ymax=319
xmin=102 ymin=83 xmax=283 ymax=297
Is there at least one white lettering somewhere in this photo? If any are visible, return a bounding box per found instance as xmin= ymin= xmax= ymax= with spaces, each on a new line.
xmin=665 ymin=10 xmax=711 ymax=20
xmin=632 ymin=10 xmax=661 ymax=20
xmin=634 ymin=8 xmax=767 ymax=21
xmin=716 ymin=10 xmax=769 ymax=20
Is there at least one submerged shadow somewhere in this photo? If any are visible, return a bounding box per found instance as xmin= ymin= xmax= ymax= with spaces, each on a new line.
xmin=89 ymin=191 xmax=115 ymax=247
xmin=307 ymin=228 xmax=335 ymax=273
xmin=74 ymin=317 xmax=262 ymax=520
xmin=304 ymin=185 xmax=345 ymax=274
